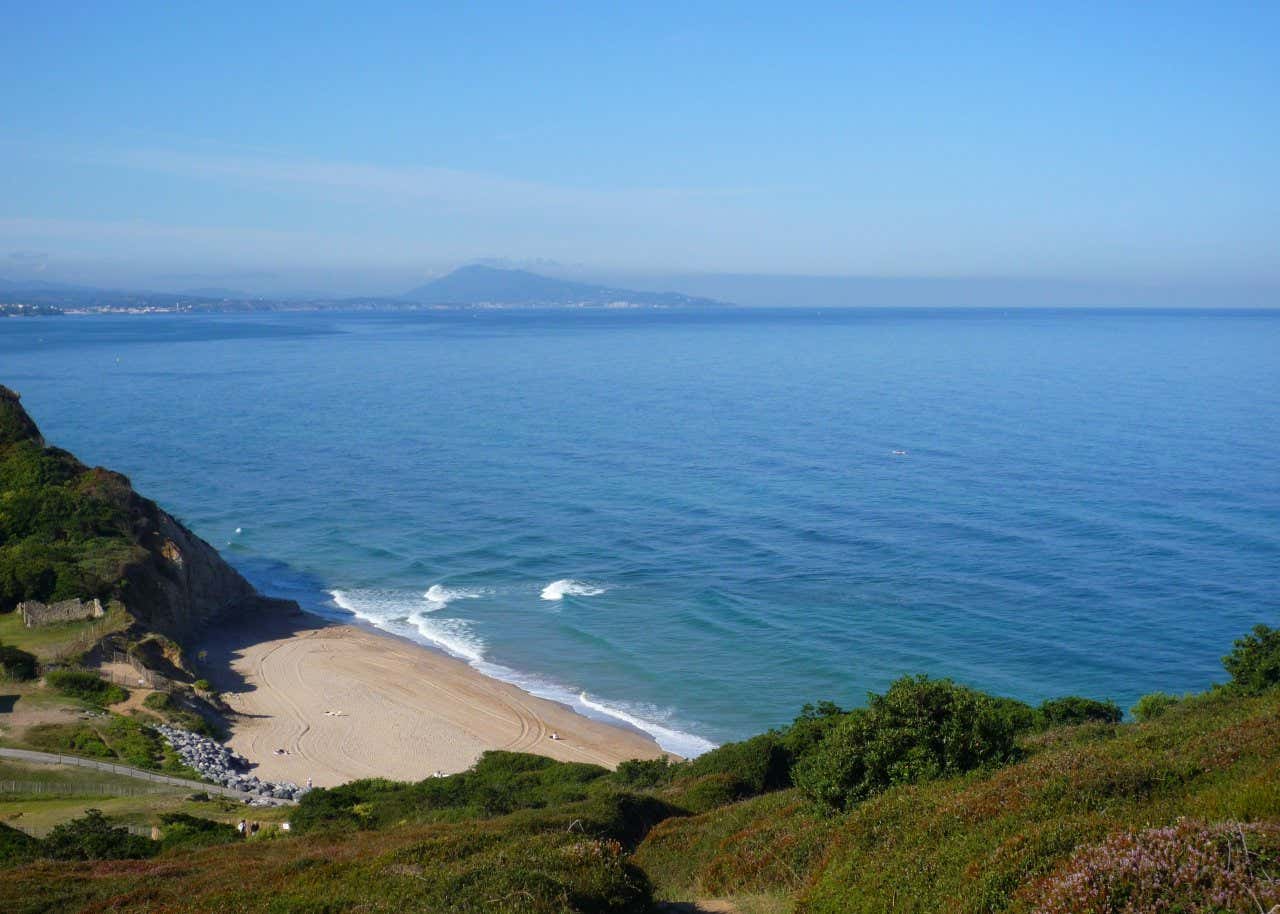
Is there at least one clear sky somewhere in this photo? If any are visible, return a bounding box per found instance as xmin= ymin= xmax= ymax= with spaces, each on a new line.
xmin=1 ymin=3 xmax=1277 ymax=295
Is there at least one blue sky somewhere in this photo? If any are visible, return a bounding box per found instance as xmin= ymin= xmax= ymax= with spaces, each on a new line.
xmin=1 ymin=3 xmax=1277 ymax=295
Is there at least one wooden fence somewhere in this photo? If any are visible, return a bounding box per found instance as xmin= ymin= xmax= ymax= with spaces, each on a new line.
xmin=105 ymin=650 xmax=174 ymax=692
xmin=42 ymin=616 xmax=120 ymax=665
xmin=0 ymin=747 xmax=268 ymax=803
xmin=7 ymin=821 xmax=156 ymax=839
xmin=0 ymin=779 xmax=177 ymax=798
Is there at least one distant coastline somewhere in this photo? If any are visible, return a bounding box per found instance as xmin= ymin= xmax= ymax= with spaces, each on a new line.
xmin=0 ymin=264 xmax=731 ymax=316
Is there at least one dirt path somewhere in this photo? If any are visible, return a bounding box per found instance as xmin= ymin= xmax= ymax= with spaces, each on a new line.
xmin=102 ymin=663 xmax=161 ymax=719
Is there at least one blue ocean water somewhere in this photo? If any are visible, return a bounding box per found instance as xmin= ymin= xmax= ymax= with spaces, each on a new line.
xmin=3 ymin=308 xmax=1278 ymax=755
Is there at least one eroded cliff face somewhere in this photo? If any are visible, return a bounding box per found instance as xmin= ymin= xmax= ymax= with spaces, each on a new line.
xmin=1 ymin=385 xmax=288 ymax=641
xmin=121 ymin=485 xmax=265 ymax=639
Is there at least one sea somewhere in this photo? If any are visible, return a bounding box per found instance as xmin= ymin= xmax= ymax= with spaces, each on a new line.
xmin=3 ymin=307 xmax=1278 ymax=756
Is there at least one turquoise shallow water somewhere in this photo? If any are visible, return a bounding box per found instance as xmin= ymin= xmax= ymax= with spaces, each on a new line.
xmin=3 ymin=308 xmax=1278 ymax=754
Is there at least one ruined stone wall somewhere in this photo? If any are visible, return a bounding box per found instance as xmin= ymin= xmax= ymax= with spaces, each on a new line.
xmin=17 ymin=598 xmax=105 ymax=628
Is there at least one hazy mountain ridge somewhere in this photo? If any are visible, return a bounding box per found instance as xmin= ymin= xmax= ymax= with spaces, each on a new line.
xmin=402 ymin=265 xmax=729 ymax=308
xmin=0 ymin=266 xmax=728 ymax=313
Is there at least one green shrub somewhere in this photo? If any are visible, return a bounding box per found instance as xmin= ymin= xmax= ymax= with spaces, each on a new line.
xmin=193 ymin=678 xmax=212 ymax=693
xmin=0 ymin=389 xmax=43 ymax=447
xmin=793 ymin=675 xmax=1027 ymax=811
xmin=0 ymin=643 xmax=37 ymax=681
xmin=1223 ymin=624 xmax=1280 ymax=695
xmin=21 ymin=716 xmax=194 ymax=774
xmin=293 ymin=751 xmax=613 ymax=833
xmin=142 ymin=691 xmax=171 ymax=712
xmin=610 ymin=757 xmax=675 ymax=790
xmin=0 ymin=459 xmax=139 ymax=608
xmin=0 ymin=822 xmax=40 ymax=868
xmin=501 ymin=792 xmax=682 ymax=848
xmin=41 ymin=809 xmax=156 ymax=861
xmin=158 ymin=813 xmax=240 ymax=852
xmin=142 ymin=691 xmax=221 ymax=738
xmin=44 ymin=668 xmax=127 ymax=706
xmin=667 ymin=773 xmax=754 ymax=814
xmin=682 ymin=732 xmax=791 ymax=796
xmin=1131 ymin=691 xmax=1182 ymax=721
xmin=0 ymin=391 xmax=144 ymax=610
xmin=1037 ymin=696 xmax=1123 ymax=728
xmin=779 ymin=700 xmax=848 ymax=765
xmin=100 ymin=715 xmax=168 ymax=769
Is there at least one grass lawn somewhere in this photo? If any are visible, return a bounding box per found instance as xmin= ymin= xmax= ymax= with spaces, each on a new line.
xmin=0 ymin=761 xmax=292 ymax=832
xmin=0 ymin=606 xmax=130 ymax=662
xmin=0 ymin=760 xmax=183 ymax=792
xmin=0 ymin=794 xmax=292 ymax=832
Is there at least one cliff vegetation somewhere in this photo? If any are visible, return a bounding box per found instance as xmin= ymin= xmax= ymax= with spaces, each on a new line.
xmin=0 ymin=625 xmax=1276 ymax=913
xmin=0 ymin=386 xmax=267 ymax=640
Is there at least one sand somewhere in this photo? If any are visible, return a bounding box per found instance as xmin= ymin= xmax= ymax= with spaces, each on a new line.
xmin=201 ymin=607 xmax=665 ymax=787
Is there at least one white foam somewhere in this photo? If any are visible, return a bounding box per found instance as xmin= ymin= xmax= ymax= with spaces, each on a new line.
xmin=576 ymin=693 xmax=718 ymax=758
xmin=541 ymin=579 xmax=607 ymax=601
xmin=423 ymin=584 xmax=485 ymax=611
xmin=329 ymin=588 xmax=487 ymax=663
xmin=328 ymin=588 xmax=365 ymax=618
xmin=410 ymin=615 xmax=487 ymax=663
xmin=325 ymin=586 xmax=716 ymax=758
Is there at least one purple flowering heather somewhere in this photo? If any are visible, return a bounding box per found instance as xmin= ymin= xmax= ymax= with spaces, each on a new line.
xmin=1029 ymin=820 xmax=1280 ymax=913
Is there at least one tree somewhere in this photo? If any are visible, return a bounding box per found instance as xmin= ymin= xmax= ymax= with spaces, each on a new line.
xmin=41 ymin=809 xmax=156 ymax=860
xmin=1037 ymin=696 xmax=1123 ymax=728
xmin=1222 ymin=624 xmax=1280 ymax=695
xmin=794 ymin=675 xmax=1029 ymax=811
xmin=0 ymin=643 xmax=38 ymax=681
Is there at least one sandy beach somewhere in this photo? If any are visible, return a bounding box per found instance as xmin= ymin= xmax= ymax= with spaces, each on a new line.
xmin=201 ymin=606 xmax=666 ymax=787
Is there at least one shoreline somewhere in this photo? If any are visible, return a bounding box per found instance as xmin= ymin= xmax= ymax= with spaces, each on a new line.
xmin=200 ymin=603 xmax=669 ymax=788
xmin=326 ymin=587 xmax=718 ymax=759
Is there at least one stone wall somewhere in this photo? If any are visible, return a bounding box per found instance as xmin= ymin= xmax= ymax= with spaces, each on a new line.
xmin=17 ymin=597 xmax=105 ymax=628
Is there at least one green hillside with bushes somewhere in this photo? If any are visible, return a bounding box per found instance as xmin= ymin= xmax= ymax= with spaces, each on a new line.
xmin=2 ymin=625 xmax=1278 ymax=913
xmin=0 ymin=387 xmax=142 ymax=609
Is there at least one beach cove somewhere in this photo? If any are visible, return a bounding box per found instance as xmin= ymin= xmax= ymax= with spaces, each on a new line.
xmin=201 ymin=605 xmax=666 ymax=788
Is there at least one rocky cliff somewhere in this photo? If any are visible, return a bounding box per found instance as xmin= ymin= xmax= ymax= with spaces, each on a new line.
xmin=0 ymin=385 xmax=287 ymax=640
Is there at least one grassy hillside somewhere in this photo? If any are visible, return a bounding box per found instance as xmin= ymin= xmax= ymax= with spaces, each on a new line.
xmin=0 ymin=385 xmax=269 ymax=642
xmin=1 ymin=642 xmax=1277 ymax=912
xmin=0 ymin=387 xmax=143 ymax=610
xmin=637 ymin=689 xmax=1280 ymax=912
xmin=0 ymin=759 xmax=289 ymax=834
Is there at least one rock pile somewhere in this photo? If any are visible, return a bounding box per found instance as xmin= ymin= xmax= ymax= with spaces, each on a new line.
xmin=155 ymin=725 xmax=308 ymax=802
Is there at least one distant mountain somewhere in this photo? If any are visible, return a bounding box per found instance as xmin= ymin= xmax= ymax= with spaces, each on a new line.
xmin=0 ymin=277 xmax=96 ymax=293
xmin=402 ymin=265 xmax=728 ymax=308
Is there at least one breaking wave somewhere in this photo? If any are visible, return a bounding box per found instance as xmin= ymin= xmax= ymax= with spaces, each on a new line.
xmin=577 ymin=694 xmax=719 ymax=759
xmin=329 ymin=588 xmax=486 ymax=663
xmin=541 ymin=579 xmax=607 ymax=601
xmin=423 ymin=584 xmax=485 ymax=611
xmin=325 ymin=586 xmax=714 ymax=757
